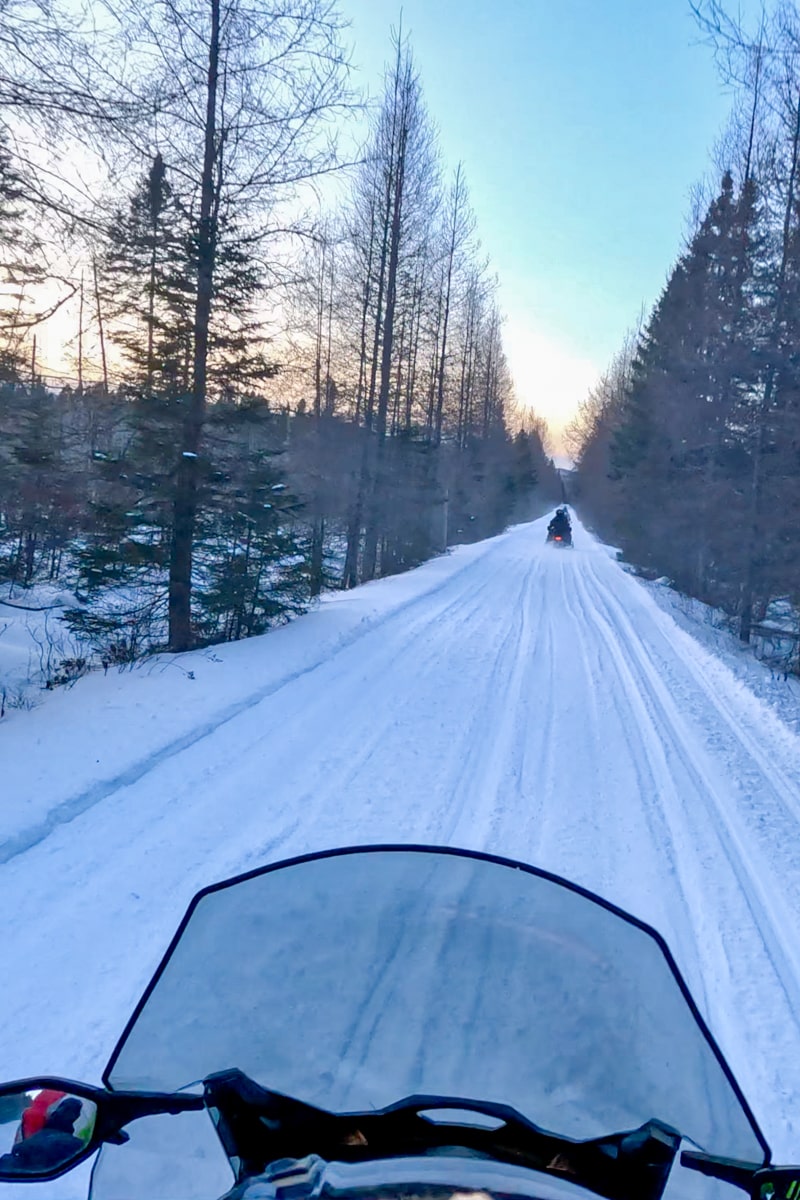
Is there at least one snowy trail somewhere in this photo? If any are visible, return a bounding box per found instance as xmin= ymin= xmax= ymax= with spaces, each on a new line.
xmin=2 ymin=513 xmax=800 ymax=1190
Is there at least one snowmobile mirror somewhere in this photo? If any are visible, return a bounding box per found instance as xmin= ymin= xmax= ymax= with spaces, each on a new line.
xmin=752 ymin=1169 xmax=800 ymax=1200
xmin=0 ymin=1076 xmax=205 ymax=1182
xmin=0 ymin=1078 xmax=102 ymax=1181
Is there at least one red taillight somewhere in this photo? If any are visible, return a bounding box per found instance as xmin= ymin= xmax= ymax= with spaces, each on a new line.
xmin=554 ymin=536 xmax=562 ymax=541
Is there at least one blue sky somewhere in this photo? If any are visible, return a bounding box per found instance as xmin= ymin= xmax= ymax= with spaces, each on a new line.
xmin=340 ymin=0 xmax=741 ymax=436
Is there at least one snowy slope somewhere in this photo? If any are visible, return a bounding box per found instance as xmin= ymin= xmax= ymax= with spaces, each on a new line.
xmin=1 ymin=513 xmax=800 ymax=1197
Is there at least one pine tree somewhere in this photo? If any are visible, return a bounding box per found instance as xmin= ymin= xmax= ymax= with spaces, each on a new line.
xmin=610 ymin=174 xmax=761 ymax=596
xmin=194 ymin=402 xmax=308 ymax=641
xmin=103 ymin=154 xmax=194 ymax=396
xmin=0 ymin=134 xmax=42 ymax=379
xmin=68 ymin=151 xmax=290 ymax=654
xmin=754 ymin=181 xmax=800 ymax=614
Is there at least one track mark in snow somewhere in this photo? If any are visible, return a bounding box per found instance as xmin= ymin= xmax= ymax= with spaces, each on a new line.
xmin=442 ymin=555 xmax=543 ymax=848
xmin=585 ymin=561 xmax=800 ymax=998
xmin=0 ymin=541 xmax=505 ymax=866
xmin=576 ymin=558 xmax=800 ymax=1132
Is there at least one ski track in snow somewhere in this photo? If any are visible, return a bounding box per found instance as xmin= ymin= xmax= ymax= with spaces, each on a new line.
xmin=1 ymin=514 xmax=800 ymax=1200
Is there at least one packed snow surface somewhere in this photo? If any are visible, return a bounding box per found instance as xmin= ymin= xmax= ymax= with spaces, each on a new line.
xmin=1 ymin=514 xmax=800 ymax=1196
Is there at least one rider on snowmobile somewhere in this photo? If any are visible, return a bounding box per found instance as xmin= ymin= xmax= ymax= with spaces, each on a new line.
xmin=0 ymin=1091 xmax=96 ymax=1173
xmin=547 ymin=507 xmax=572 ymax=542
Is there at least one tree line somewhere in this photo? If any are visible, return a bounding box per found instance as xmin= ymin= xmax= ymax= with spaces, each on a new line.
xmin=571 ymin=0 xmax=800 ymax=647
xmin=0 ymin=3 xmax=558 ymax=662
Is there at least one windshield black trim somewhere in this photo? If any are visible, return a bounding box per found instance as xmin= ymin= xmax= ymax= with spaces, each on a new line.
xmin=201 ymin=1069 xmax=682 ymax=1200
xmin=102 ymin=843 xmax=771 ymax=1163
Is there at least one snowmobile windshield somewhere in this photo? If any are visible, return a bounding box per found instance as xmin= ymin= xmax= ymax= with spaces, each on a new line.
xmin=104 ymin=847 xmax=766 ymax=1164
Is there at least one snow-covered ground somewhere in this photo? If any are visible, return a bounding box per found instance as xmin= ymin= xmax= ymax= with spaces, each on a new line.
xmin=641 ymin=577 xmax=800 ymax=736
xmin=2 ymin=514 xmax=800 ymax=1197
xmin=0 ymin=585 xmax=85 ymax=710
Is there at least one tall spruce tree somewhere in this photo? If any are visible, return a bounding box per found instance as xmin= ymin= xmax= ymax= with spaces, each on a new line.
xmin=610 ymin=174 xmax=761 ymax=598
xmin=103 ymin=154 xmax=193 ymax=396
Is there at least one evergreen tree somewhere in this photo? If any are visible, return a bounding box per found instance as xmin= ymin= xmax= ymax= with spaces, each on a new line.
xmin=69 ymin=153 xmax=291 ymax=654
xmin=103 ymin=154 xmax=194 ymax=396
xmin=0 ymin=135 xmax=42 ymax=380
xmin=195 ymin=405 xmax=309 ymax=641
xmin=752 ymin=182 xmax=800 ymax=614
xmin=609 ymin=174 xmax=761 ymax=598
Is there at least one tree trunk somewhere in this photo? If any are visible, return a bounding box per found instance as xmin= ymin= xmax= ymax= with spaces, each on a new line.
xmin=434 ymin=164 xmax=464 ymax=445
xmin=354 ymin=194 xmax=377 ymax=425
xmin=313 ymin=239 xmax=325 ymax=418
xmin=92 ymin=259 xmax=108 ymax=395
xmin=168 ymin=0 xmax=220 ymax=652
xmin=309 ymin=516 xmax=325 ymax=596
xmin=362 ymin=104 xmax=408 ymax=582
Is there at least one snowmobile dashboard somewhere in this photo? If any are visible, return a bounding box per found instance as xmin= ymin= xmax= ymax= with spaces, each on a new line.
xmin=202 ymin=1069 xmax=682 ymax=1200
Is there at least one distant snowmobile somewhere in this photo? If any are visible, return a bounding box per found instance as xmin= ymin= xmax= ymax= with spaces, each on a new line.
xmin=547 ymin=506 xmax=572 ymax=547
xmin=0 ymin=845 xmax=790 ymax=1200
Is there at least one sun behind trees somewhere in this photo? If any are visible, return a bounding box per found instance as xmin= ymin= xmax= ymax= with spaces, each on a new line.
xmin=0 ymin=9 xmax=558 ymax=665
xmin=572 ymin=0 xmax=800 ymax=652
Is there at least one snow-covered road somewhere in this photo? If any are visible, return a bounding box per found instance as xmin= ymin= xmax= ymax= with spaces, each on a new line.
xmin=2 ymin=514 xmax=800 ymax=1188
